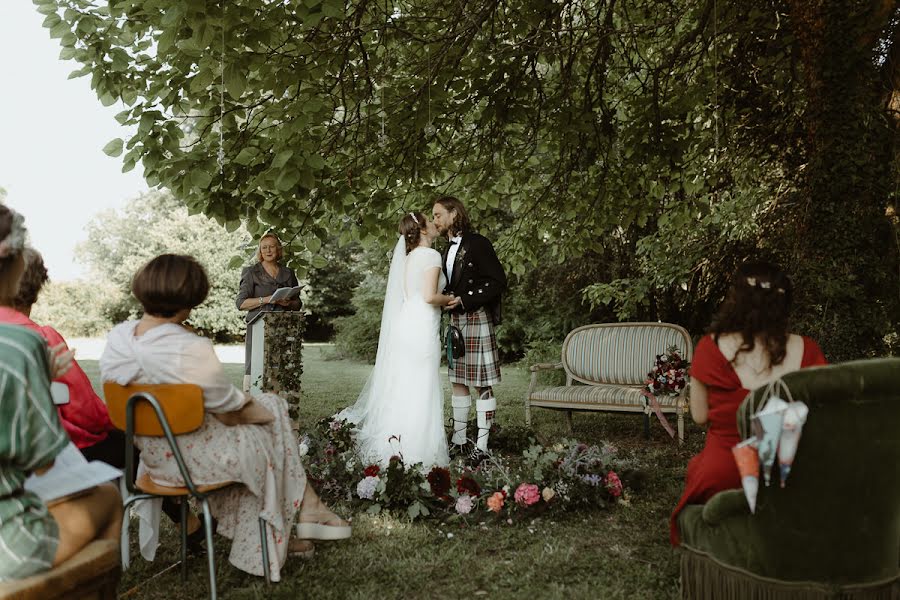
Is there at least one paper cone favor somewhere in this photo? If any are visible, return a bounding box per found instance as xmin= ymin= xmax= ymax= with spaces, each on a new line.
xmin=777 ymin=401 xmax=809 ymax=488
xmin=732 ymin=438 xmax=760 ymax=513
xmin=751 ymin=398 xmax=788 ymax=487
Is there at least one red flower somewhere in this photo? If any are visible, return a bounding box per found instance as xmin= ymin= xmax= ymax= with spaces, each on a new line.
xmin=427 ymin=467 xmax=452 ymax=499
xmin=456 ymin=475 xmax=482 ymax=497
xmin=364 ymin=465 xmax=380 ymax=477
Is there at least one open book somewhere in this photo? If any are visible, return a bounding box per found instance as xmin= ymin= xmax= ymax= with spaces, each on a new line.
xmin=268 ymin=285 xmax=302 ymax=303
xmin=24 ymin=442 xmax=123 ymax=505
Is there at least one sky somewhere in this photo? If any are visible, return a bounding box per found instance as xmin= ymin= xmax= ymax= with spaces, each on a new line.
xmin=0 ymin=3 xmax=147 ymax=281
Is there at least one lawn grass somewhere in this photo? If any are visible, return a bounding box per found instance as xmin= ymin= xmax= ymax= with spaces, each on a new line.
xmin=80 ymin=346 xmax=703 ymax=599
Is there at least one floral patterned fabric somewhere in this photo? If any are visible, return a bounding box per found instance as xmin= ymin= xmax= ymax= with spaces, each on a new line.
xmin=101 ymin=321 xmax=307 ymax=581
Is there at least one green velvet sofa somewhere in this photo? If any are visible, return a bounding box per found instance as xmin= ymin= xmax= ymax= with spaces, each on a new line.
xmin=676 ymin=358 xmax=900 ymax=599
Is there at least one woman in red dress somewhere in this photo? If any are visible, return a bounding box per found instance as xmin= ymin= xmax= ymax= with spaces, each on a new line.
xmin=670 ymin=261 xmax=827 ymax=546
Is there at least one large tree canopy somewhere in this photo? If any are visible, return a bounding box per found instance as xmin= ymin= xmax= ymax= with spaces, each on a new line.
xmin=39 ymin=0 xmax=899 ymax=358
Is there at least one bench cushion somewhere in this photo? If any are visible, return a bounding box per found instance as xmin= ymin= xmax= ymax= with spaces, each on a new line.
xmin=530 ymin=384 xmax=682 ymax=410
xmin=563 ymin=323 xmax=692 ymax=386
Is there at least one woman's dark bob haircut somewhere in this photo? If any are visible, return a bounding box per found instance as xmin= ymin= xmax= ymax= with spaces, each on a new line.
xmin=132 ymin=254 xmax=210 ymax=317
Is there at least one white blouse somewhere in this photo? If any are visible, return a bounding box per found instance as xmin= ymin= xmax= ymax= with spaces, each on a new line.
xmin=101 ymin=320 xmax=245 ymax=413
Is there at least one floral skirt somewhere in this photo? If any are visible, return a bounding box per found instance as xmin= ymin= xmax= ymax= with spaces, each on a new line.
xmin=136 ymin=393 xmax=306 ymax=581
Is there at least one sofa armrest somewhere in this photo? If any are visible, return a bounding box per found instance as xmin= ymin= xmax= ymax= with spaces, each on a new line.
xmin=702 ymin=489 xmax=750 ymax=525
xmin=529 ymin=362 xmax=563 ymax=372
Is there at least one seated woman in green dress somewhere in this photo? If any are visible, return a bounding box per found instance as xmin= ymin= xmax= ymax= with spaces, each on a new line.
xmin=0 ymin=205 xmax=122 ymax=582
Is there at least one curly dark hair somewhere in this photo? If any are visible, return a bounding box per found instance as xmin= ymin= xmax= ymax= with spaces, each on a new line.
xmin=433 ymin=195 xmax=472 ymax=236
xmin=13 ymin=248 xmax=49 ymax=310
xmin=708 ymin=261 xmax=794 ymax=368
xmin=0 ymin=204 xmax=19 ymax=273
xmin=399 ymin=211 xmax=426 ymax=254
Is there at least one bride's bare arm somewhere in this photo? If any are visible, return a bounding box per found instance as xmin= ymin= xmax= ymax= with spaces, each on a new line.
xmin=422 ymin=267 xmax=454 ymax=307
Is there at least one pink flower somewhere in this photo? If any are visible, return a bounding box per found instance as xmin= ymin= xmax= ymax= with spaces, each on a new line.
xmin=455 ymin=494 xmax=474 ymax=514
xmin=605 ymin=471 xmax=623 ymax=498
xmin=514 ymin=483 xmax=541 ymax=506
xmin=486 ymin=491 xmax=505 ymax=513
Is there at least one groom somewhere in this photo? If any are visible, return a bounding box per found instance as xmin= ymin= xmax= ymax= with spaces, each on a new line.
xmin=432 ymin=195 xmax=507 ymax=461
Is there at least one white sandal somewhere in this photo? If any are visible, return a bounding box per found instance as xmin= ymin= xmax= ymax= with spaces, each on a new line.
xmin=295 ymin=517 xmax=351 ymax=541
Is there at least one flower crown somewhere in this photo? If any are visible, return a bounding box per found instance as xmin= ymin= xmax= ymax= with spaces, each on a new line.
xmin=745 ymin=276 xmax=785 ymax=294
xmin=0 ymin=209 xmax=26 ymax=259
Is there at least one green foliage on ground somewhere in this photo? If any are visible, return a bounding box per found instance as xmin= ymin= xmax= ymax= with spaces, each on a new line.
xmin=80 ymin=346 xmax=700 ymax=599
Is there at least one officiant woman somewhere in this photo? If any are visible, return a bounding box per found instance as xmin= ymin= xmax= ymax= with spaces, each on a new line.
xmin=236 ymin=233 xmax=301 ymax=388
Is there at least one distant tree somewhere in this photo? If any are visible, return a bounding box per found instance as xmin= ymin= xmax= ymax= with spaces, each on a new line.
xmin=30 ymin=280 xmax=118 ymax=337
xmin=303 ymin=239 xmax=363 ymax=341
xmin=78 ymin=191 xmax=252 ymax=341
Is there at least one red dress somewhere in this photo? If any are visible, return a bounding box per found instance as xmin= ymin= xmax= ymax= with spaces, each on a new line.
xmin=0 ymin=307 xmax=112 ymax=448
xmin=669 ymin=334 xmax=827 ymax=546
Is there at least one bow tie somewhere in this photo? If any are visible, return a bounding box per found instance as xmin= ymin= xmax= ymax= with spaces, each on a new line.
xmin=450 ymin=237 xmax=462 ymax=245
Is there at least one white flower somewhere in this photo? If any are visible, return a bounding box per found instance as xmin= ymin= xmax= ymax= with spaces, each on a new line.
xmin=455 ymin=495 xmax=474 ymax=514
xmin=356 ymin=476 xmax=380 ymax=500
xmin=297 ymin=442 xmax=309 ymax=456
xmin=542 ymin=487 xmax=555 ymax=502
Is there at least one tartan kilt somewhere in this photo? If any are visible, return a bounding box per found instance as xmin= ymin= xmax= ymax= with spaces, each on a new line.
xmin=449 ymin=307 xmax=501 ymax=387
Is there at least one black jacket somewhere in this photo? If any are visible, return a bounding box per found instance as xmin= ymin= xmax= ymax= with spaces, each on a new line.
xmin=441 ymin=232 xmax=507 ymax=325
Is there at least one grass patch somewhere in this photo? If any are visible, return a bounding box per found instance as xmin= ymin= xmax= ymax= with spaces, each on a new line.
xmin=80 ymin=345 xmax=702 ymax=599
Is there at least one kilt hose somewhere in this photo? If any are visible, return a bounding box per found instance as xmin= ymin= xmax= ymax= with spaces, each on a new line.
xmin=449 ymin=307 xmax=501 ymax=388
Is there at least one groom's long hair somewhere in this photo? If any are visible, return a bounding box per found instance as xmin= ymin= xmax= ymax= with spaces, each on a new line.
xmin=434 ymin=195 xmax=472 ymax=236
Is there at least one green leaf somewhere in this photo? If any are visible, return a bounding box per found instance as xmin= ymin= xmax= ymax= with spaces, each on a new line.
xmin=311 ymin=255 xmax=328 ymax=269
xmin=234 ymin=147 xmax=258 ymax=166
xmin=191 ymin=170 xmax=213 ymax=189
xmin=321 ymin=0 xmax=343 ymax=18
xmin=228 ymin=255 xmax=245 ymax=269
xmin=306 ymin=154 xmax=325 ymax=169
xmin=275 ymin=169 xmax=301 ymax=191
xmin=49 ymin=20 xmax=70 ymax=39
xmin=42 ymin=13 xmax=61 ymax=28
xmin=102 ymin=138 xmax=124 ymax=157
xmin=224 ymin=65 xmax=246 ymax=100
xmin=68 ymin=65 xmax=91 ymax=79
xmin=272 ymin=149 xmax=294 ymax=169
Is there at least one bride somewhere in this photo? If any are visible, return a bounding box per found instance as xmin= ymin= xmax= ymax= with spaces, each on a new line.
xmin=339 ymin=212 xmax=455 ymax=468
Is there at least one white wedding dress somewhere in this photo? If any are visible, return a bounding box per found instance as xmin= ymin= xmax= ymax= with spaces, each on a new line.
xmin=338 ymin=238 xmax=450 ymax=468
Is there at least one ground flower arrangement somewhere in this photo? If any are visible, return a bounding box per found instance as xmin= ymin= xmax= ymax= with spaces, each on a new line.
xmin=301 ymin=417 xmax=634 ymax=522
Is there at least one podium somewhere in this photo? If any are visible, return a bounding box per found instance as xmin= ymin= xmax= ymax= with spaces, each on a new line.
xmin=245 ymin=311 xmax=305 ymax=420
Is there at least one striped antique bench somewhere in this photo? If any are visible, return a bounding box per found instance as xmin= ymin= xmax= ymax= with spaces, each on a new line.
xmin=525 ymin=322 xmax=693 ymax=443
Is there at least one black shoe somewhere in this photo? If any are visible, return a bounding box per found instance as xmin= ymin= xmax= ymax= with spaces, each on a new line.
xmin=467 ymin=447 xmax=490 ymax=467
xmin=186 ymin=517 xmax=217 ymax=554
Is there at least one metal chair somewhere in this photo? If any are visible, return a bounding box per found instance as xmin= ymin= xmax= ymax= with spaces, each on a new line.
xmin=104 ymin=383 xmax=271 ymax=599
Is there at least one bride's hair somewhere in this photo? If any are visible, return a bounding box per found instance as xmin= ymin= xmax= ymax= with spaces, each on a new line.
xmin=399 ymin=211 xmax=426 ymax=254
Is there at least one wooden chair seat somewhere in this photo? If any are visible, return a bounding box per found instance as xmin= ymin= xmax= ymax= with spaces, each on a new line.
xmin=135 ymin=473 xmax=235 ymax=497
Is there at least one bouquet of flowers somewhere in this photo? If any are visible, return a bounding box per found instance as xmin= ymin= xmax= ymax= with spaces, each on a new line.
xmin=646 ymin=345 xmax=689 ymax=396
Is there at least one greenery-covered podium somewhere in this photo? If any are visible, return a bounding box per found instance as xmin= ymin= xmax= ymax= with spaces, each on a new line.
xmin=247 ymin=311 xmax=304 ymax=422
xmin=677 ymin=358 xmax=900 ymax=599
